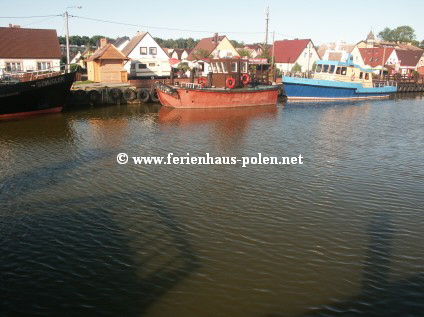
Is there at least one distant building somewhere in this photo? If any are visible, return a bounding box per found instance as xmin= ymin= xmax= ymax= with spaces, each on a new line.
xmin=122 ymin=31 xmax=171 ymax=77
xmin=0 ymin=25 xmax=61 ymax=73
xmin=273 ymin=39 xmax=320 ymax=73
xmin=186 ymin=33 xmax=239 ymax=61
xmin=318 ymin=40 xmax=355 ymax=62
xmin=87 ymin=38 xmax=129 ymax=82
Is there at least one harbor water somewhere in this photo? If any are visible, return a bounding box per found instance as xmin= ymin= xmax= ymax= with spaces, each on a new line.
xmin=1 ymin=95 xmax=423 ymax=317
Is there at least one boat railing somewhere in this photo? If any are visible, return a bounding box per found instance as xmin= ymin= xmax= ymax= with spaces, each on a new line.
xmin=181 ymin=82 xmax=203 ymax=89
xmin=373 ymin=80 xmax=397 ymax=88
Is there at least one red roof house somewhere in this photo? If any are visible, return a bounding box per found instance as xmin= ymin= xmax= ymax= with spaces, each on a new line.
xmin=187 ymin=33 xmax=239 ymax=61
xmin=273 ymin=39 xmax=320 ymax=73
xmin=0 ymin=26 xmax=62 ymax=72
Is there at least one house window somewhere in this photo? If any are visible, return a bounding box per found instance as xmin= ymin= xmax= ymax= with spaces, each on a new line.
xmin=375 ymin=58 xmax=379 ymax=62
xmin=149 ymin=47 xmax=157 ymax=55
xmin=37 ymin=62 xmax=51 ymax=70
xmin=370 ymin=58 xmax=373 ymax=62
xmin=138 ymin=63 xmax=147 ymax=69
xmin=140 ymin=47 xmax=147 ymax=55
xmin=231 ymin=62 xmax=237 ymax=73
xmin=6 ymin=62 xmax=22 ymax=72
xmin=304 ymin=52 xmax=307 ymax=58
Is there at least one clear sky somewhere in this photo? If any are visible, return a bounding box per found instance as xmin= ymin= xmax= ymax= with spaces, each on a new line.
xmin=1 ymin=0 xmax=423 ymax=45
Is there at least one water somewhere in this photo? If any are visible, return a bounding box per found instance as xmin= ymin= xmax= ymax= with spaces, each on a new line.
xmin=1 ymin=95 xmax=423 ymax=317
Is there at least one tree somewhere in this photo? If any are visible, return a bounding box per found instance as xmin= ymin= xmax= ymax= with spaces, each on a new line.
xmin=291 ymin=63 xmax=302 ymax=72
xmin=237 ymin=48 xmax=252 ymax=58
xmin=378 ymin=26 xmax=416 ymax=43
xmin=192 ymin=48 xmax=211 ymax=59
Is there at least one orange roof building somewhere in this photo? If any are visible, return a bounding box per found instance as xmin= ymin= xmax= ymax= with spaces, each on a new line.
xmin=87 ymin=40 xmax=129 ymax=82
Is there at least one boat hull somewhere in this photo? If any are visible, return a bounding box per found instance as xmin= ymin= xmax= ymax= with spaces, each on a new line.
xmin=282 ymin=77 xmax=397 ymax=100
xmin=156 ymin=86 xmax=279 ymax=109
xmin=0 ymin=72 xmax=76 ymax=118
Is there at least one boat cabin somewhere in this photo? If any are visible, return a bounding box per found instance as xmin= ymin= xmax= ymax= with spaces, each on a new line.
xmin=313 ymin=60 xmax=374 ymax=88
xmin=208 ymin=58 xmax=249 ymax=88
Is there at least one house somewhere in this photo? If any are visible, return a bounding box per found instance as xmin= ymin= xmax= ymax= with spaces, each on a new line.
xmin=351 ymin=47 xmax=397 ymax=72
xmin=273 ymin=39 xmax=320 ymax=73
xmin=87 ymin=39 xmax=129 ymax=82
xmin=121 ymin=31 xmax=171 ymax=77
xmin=0 ymin=25 xmax=61 ymax=73
xmin=395 ymin=49 xmax=424 ymax=74
xmin=243 ymin=44 xmax=263 ymax=57
xmin=187 ymin=33 xmax=239 ymax=61
xmin=113 ymin=37 xmax=130 ymax=51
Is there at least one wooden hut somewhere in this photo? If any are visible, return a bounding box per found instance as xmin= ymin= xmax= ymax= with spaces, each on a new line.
xmin=87 ymin=40 xmax=129 ymax=83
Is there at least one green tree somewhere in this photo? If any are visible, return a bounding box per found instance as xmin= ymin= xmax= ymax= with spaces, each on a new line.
xmin=378 ymin=26 xmax=416 ymax=43
xmin=237 ymin=48 xmax=252 ymax=58
xmin=291 ymin=63 xmax=302 ymax=72
xmin=192 ymin=48 xmax=211 ymax=59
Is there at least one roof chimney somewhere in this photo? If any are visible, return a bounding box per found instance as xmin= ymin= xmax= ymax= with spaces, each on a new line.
xmin=214 ymin=33 xmax=218 ymax=44
xmin=100 ymin=38 xmax=107 ymax=48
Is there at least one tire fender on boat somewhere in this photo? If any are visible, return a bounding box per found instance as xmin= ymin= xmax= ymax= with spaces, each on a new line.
xmin=73 ymin=89 xmax=87 ymax=103
xmin=150 ymin=89 xmax=160 ymax=103
xmin=137 ymin=89 xmax=150 ymax=103
xmin=123 ymin=88 xmax=137 ymax=102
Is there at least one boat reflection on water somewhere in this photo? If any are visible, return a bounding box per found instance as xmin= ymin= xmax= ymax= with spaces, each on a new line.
xmin=157 ymin=104 xmax=278 ymax=125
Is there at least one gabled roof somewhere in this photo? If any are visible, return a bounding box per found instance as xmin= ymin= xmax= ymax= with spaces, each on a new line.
xmin=395 ymin=49 xmax=424 ymax=66
xmin=0 ymin=27 xmax=61 ymax=59
xmin=187 ymin=35 xmax=226 ymax=60
xmin=113 ymin=36 xmax=130 ymax=48
xmin=245 ymin=44 xmax=262 ymax=51
xmin=273 ymin=39 xmax=311 ymax=63
xmin=121 ymin=31 xmax=148 ymax=56
xmin=87 ymin=44 xmax=128 ymax=61
xmin=358 ymin=47 xmax=395 ymax=67
xmin=172 ymin=49 xmax=187 ymax=60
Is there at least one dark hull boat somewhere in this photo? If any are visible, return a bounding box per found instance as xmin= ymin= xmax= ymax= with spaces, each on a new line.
xmin=0 ymin=72 xmax=75 ymax=118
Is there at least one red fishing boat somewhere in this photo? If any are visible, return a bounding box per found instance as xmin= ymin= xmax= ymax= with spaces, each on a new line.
xmin=153 ymin=58 xmax=282 ymax=108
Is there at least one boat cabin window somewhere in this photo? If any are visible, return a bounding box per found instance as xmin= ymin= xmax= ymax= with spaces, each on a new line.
xmin=365 ymin=73 xmax=370 ymax=80
xmin=217 ymin=62 xmax=223 ymax=73
xmin=230 ymin=62 xmax=237 ymax=72
xmin=212 ymin=63 xmax=218 ymax=73
xmin=316 ymin=64 xmax=322 ymax=72
xmin=341 ymin=67 xmax=347 ymax=75
xmin=359 ymin=72 xmax=363 ymax=79
xmin=221 ymin=62 xmax=228 ymax=73
xmin=241 ymin=61 xmax=248 ymax=73
xmin=329 ymin=65 xmax=335 ymax=73
xmin=323 ymin=65 xmax=329 ymax=73
xmin=336 ymin=67 xmax=341 ymax=75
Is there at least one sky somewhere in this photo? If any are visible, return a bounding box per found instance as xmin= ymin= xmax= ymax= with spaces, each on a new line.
xmin=1 ymin=0 xmax=423 ymax=46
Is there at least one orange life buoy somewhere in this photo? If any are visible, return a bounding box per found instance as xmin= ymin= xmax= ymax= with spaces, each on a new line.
xmin=226 ymin=77 xmax=236 ymax=89
xmin=197 ymin=77 xmax=207 ymax=87
xmin=241 ymin=73 xmax=250 ymax=85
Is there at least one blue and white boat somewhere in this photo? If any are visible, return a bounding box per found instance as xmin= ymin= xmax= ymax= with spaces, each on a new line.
xmin=282 ymin=57 xmax=397 ymax=100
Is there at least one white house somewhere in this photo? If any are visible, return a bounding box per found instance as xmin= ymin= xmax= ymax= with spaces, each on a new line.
xmin=186 ymin=33 xmax=239 ymax=61
xmin=273 ymin=39 xmax=320 ymax=73
xmin=121 ymin=31 xmax=171 ymax=77
xmin=0 ymin=26 xmax=61 ymax=73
